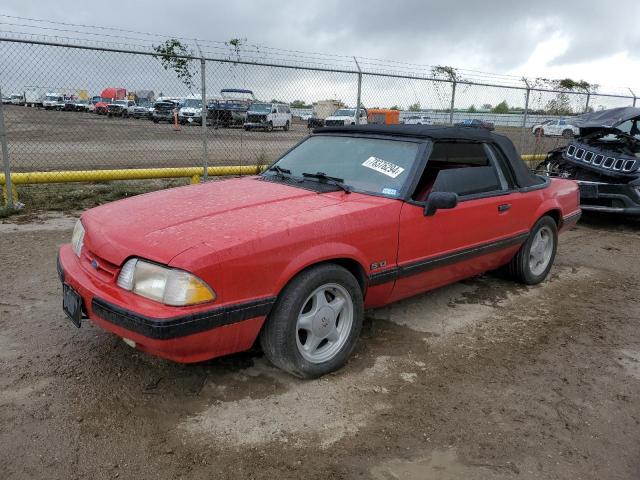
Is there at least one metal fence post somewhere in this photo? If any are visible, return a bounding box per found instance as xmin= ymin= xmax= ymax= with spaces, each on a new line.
xmin=200 ymin=57 xmax=209 ymax=181
xmin=0 ymin=86 xmax=14 ymax=208
xmin=630 ymin=89 xmax=636 ymax=107
xmin=585 ymin=92 xmax=591 ymax=113
xmin=353 ymin=57 xmax=362 ymax=125
xmin=520 ymin=79 xmax=531 ymax=152
xmin=449 ymin=81 xmax=456 ymax=125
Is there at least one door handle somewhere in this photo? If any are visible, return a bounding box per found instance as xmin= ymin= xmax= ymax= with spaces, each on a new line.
xmin=498 ymin=203 xmax=511 ymax=212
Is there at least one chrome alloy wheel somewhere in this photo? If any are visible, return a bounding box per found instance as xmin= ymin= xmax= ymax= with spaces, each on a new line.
xmin=529 ymin=226 xmax=554 ymax=276
xmin=295 ymin=283 xmax=354 ymax=364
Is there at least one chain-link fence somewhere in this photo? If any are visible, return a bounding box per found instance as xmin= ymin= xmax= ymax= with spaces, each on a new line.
xmin=1 ymin=35 xmax=638 ymax=208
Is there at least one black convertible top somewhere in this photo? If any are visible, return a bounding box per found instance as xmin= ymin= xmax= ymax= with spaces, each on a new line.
xmin=314 ymin=124 xmax=544 ymax=188
xmin=571 ymin=107 xmax=640 ymax=130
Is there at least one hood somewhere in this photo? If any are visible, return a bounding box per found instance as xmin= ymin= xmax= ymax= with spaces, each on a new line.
xmin=326 ymin=115 xmax=352 ymax=121
xmin=572 ymin=107 xmax=640 ymax=130
xmin=81 ymin=177 xmax=345 ymax=266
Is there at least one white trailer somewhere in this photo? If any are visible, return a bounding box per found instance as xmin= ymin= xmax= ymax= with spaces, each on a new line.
xmin=24 ymin=87 xmax=47 ymax=107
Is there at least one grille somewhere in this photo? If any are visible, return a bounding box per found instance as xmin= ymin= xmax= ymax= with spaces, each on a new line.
xmin=325 ymin=119 xmax=346 ymax=126
xmin=246 ymin=114 xmax=266 ymax=123
xmin=81 ymin=249 xmax=119 ymax=282
xmin=566 ymin=144 xmax=637 ymax=173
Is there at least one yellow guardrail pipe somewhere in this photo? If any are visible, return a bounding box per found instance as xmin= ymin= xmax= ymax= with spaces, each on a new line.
xmin=1 ymin=155 xmax=547 ymax=205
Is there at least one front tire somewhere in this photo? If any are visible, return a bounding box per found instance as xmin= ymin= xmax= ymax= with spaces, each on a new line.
xmin=260 ymin=264 xmax=364 ymax=378
xmin=283 ymin=120 xmax=290 ymax=131
xmin=506 ymin=216 xmax=558 ymax=285
xmin=562 ymin=129 xmax=574 ymax=139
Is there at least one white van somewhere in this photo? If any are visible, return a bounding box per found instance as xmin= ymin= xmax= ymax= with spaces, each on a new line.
xmin=244 ymin=103 xmax=292 ymax=131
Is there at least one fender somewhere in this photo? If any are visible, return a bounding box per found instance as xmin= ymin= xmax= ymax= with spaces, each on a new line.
xmin=274 ymin=241 xmax=370 ymax=294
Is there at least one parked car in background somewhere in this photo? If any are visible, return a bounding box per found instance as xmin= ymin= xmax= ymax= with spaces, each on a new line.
xmin=63 ymin=97 xmax=79 ymax=111
xmin=2 ymin=95 xmax=11 ymax=104
xmin=10 ymin=93 xmax=25 ymax=105
xmin=57 ymin=124 xmax=580 ymax=378
xmin=244 ymin=102 xmax=292 ymax=131
xmin=179 ymin=97 xmax=206 ymax=125
xmin=307 ymin=99 xmax=344 ymax=129
xmin=404 ymin=115 xmax=433 ymax=125
xmin=455 ymin=119 xmax=495 ymax=131
xmin=152 ymin=99 xmax=180 ymax=123
xmin=42 ymin=93 xmax=66 ymax=110
xmin=108 ymin=99 xmax=135 ymax=117
xmin=96 ymin=87 xmax=127 ymax=115
xmin=130 ymin=99 xmax=153 ymax=119
xmin=209 ymin=88 xmax=255 ymax=127
xmin=532 ymin=119 xmax=578 ymax=138
xmin=324 ymin=107 xmax=368 ymax=126
xmin=537 ymin=107 xmax=640 ymax=215
xmin=73 ymin=99 xmax=90 ymax=112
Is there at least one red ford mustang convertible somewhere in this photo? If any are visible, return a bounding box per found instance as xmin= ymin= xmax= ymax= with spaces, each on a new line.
xmin=58 ymin=125 xmax=580 ymax=377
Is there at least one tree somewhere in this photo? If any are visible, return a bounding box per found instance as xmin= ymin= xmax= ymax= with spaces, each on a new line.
xmin=481 ymin=103 xmax=492 ymax=111
xmin=290 ymin=100 xmax=311 ymax=109
xmin=408 ymin=102 xmax=421 ymax=112
xmin=467 ymin=104 xmax=477 ymax=113
xmin=545 ymin=93 xmax=573 ymax=115
xmin=389 ymin=105 xmax=401 ymax=110
xmin=225 ymin=38 xmax=246 ymax=61
xmin=153 ymin=39 xmax=195 ymax=90
xmin=492 ymin=100 xmax=509 ymax=114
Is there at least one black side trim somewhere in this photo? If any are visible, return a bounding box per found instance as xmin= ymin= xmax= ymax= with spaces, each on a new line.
xmin=92 ymin=296 xmax=277 ymax=340
xmin=56 ymin=252 xmax=65 ymax=282
xmin=368 ymin=232 xmax=529 ymax=286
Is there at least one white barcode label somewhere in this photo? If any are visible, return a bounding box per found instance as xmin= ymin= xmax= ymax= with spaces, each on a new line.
xmin=362 ymin=156 xmax=405 ymax=178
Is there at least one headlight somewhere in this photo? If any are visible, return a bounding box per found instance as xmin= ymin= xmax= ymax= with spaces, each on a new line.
xmin=117 ymin=258 xmax=216 ymax=306
xmin=71 ymin=220 xmax=85 ymax=257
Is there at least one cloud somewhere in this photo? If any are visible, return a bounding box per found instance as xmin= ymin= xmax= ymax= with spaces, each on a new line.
xmin=3 ymin=0 xmax=640 ymax=88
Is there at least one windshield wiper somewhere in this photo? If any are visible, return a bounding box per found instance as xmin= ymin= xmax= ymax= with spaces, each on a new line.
xmin=301 ymin=171 xmax=351 ymax=193
xmin=268 ymin=165 xmax=292 ymax=179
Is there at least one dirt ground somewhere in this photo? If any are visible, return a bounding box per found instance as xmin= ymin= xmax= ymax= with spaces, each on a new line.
xmin=1 ymin=211 xmax=640 ymax=479
xmin=3 ymin=106 xmax=567 ymax=172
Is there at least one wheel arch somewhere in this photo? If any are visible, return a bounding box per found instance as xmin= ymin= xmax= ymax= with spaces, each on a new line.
xmin=274 ymin=248 xmax=370 ymax=298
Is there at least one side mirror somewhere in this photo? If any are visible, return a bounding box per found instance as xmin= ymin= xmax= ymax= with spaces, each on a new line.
xmin=272 ymin=109 xmax=277 ymax=113
xmin=423 ymin=192 xmax=458 ymax=217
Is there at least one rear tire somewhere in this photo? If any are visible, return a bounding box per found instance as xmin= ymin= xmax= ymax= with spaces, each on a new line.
xmin=505 ymin=216 xmax=558 ymax=285
xmin=260 ymin=264 xmax=364 ymax=378
xmin=283 ymin=121 xmax=290 ymax=131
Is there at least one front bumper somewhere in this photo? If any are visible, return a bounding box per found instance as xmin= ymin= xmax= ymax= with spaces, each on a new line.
xmin=57 ymin=244 xmax=274 ymax=362
xmin=576 ymin=181 xmax=640 ymax=215
xmin=244 ymin=122 xmax=269 ymax=128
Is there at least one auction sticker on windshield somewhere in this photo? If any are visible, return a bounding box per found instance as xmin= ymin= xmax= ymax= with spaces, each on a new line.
xmin=362 ymin=157 xmax=405 ymax=178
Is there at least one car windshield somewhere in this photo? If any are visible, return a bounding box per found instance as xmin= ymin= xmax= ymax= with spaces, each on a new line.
xmin=183 ymin=99 xmax=201 ymax=108
xmin=45 ymin=95 xmax=59 ymax=101
xmin=333 ymin=109 xmax=356 ymax=116
xmin=265 ymin=135 xmax=421 ymax=196
xmin=115 ymin=100 xmax=128 ymax=105
xmin=249 ymin=103 xmax=272 ymax=113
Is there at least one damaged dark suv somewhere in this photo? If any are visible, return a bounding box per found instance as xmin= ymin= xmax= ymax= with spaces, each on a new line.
xmin=537 ymin=107 xmax=640 ymax=215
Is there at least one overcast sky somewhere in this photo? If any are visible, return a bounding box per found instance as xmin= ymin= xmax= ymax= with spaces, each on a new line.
xmin=2 ymin=0 xmax=640 ymax=94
